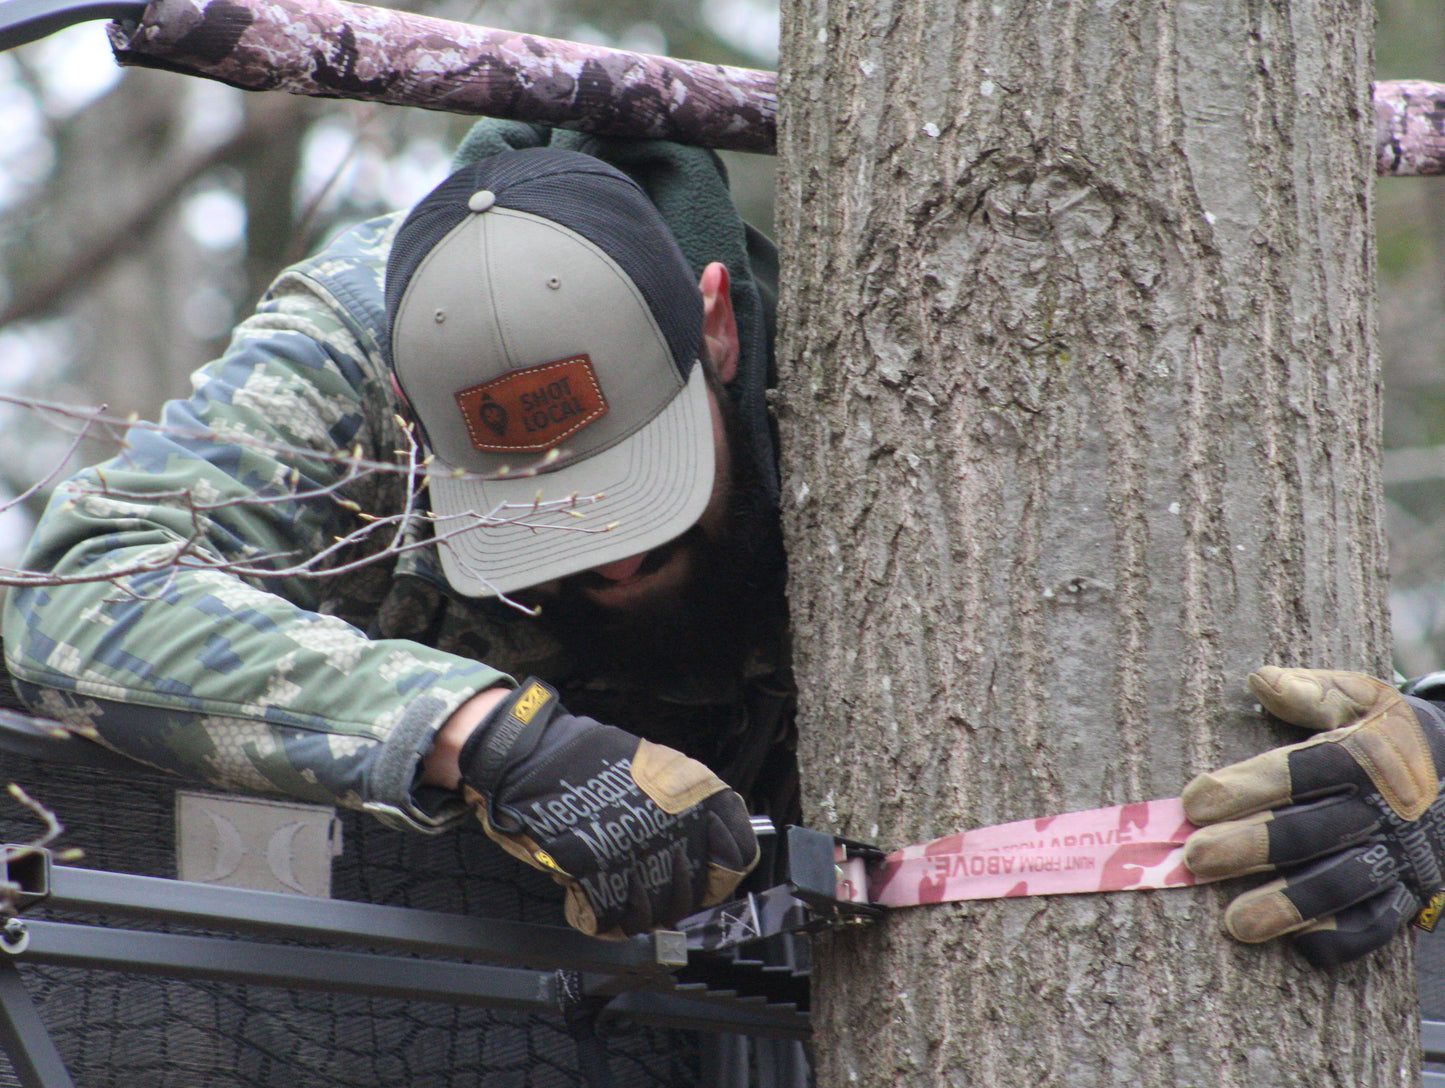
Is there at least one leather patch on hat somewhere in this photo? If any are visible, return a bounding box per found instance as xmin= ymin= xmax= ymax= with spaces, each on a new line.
xmin=454 ymin=355 xmax=608 ymax=452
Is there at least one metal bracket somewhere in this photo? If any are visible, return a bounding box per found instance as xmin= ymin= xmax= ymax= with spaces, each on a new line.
xmin=680 ymin=826 xmax=884 ymax=955
xmin=784 ymin=826 xmax=884 ymax=927
xmin=0 ymin=0 xmax=147 ymax=52
xmin=0 ymin=846 xmax=50 ymax=918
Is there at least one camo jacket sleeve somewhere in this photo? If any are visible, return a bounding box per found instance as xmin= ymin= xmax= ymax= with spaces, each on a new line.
xmin=2 ymin=213 xmax=509 ymax=832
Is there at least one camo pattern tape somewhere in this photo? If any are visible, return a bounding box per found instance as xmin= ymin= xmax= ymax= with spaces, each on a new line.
xmin=108 ymin=0 xmax=777 ymax=152
xmin=868 ymin=797 xmax=1210 ymax=908
xmin=1375 ymin=81 xmax=1445 ymax=176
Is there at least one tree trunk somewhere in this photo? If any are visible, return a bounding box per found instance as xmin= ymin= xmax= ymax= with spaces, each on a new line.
xmin=774 ymin=0 xmax=1411 ymax=1084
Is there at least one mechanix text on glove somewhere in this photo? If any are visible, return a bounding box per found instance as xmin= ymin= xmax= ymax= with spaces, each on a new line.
xmin=1181 ymin=666 xmax=1445 ymax=966
xmin=457 ymin=678 xmax=759 ymax=938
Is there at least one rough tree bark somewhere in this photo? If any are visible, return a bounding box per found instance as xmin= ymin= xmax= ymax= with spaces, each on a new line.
xmin=775 ymin=0 xmax=1410 ymax=1085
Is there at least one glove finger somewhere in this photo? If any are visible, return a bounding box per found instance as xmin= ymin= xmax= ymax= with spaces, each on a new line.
xmin=698 ymin=807 xmax=760 ymax=908
xmin=1182 ymin=737 xmax=1352 ymax=826
xmin=1246 ymin=667 xmax=1396 ymax=734
xmin=565 ymin=864 xmax=648 ymax=937
xmin=1182 ymin=713 xmax=1429 ymax=829
xmin=563 ymin=880 xmax=625 ymax=940
xmin=631 ymin=739 xmax=727 ymax=814
xmin=609 ymin=846 xmax=700 ymax=933
xmin=1184 ymin=795 xmax=1380 ymax=879
xmin=1222 ymin=842 xmax=1404 ymax=942
xmin=658 ymin=838 xmax=699 ymax=929
xmin=1291 ymin=884 xmax=1419 ymax=967
xmin=701 ymin=790 xmax=760 ymax=871
xmin=1181 ymin=667 xmax=1371 ymax=825
xmin=619 ymin=863 xmax=657 ymax=935
xmin=1251 ymin=669 xmax=1441 ymax=821
xmin=567 ymin=834 xmax=706 ymax=935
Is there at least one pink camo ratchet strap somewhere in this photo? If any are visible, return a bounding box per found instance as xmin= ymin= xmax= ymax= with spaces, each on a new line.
xmin=859 ymin=797 xmax=1212 ymax=909
xmin=681 ymin=802 xmax=1218 ymax=952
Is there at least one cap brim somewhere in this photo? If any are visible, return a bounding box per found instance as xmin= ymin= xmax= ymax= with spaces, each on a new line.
xmin=428 ymin=363 xmax=716 ymax=596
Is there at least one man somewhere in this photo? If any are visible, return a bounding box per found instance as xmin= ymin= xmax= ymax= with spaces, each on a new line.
xmin=8 ymin=114 xmax=1445 ymax=1065
xmin=5 ymin=128 xmax=795 ymax=936
xmin=2 ymin=125 xmax=794 ymax=1084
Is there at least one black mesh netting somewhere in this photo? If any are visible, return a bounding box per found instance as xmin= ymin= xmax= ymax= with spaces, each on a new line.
xmin=1421 ymin=929 xmax=1445 ymax=1024
xmin=1421 ymin=931 xmax=1445 ymax=1079
xmin=1419 ymin=928 xmax=1445 ymax=1083
xmin=0 ymin=744 xmax=711 ymax=1088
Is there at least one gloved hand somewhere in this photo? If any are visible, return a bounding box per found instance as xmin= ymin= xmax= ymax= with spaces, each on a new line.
xmin=1181 ymin=666 xmax=1445 ymax=966
xmin=457 ymin=678 xmax=759 ymax=938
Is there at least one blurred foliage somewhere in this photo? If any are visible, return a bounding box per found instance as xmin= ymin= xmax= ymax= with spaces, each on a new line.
xmin=1378 ymin=0 xmax=1445 ymax=674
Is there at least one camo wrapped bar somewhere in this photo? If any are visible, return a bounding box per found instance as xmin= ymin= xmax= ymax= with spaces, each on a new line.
xmin=95 ymin=0 xmax=1445 ymax=172
xmin=105 ymin=0 xmax=778 ymax=152
xmin=1376 ymin=80 xmax=1445 ymax=175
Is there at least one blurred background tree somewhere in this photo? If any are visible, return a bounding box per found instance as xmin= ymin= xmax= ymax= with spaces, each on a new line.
xmin=5 ymin=0 xmax=1445 ymax=680
xmin=1378 ymin=0 xmax=1445 ymax=675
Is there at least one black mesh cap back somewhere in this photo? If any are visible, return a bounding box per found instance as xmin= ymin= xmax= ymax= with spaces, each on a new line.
xmin=384 ymin=148 xmax=703 ymax=379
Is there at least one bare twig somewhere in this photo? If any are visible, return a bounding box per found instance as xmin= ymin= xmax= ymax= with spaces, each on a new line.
xmin=4 ymin=784 xmax=63 ymax=856
xmin=0 ymin=393 xmax=613 ymax=612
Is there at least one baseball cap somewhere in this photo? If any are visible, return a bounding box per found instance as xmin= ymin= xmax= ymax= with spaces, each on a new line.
xmin=384 ymin=149 xmax=711 ymax=597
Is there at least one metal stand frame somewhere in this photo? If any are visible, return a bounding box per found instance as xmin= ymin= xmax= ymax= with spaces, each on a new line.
xmin=1424 ymin=1020 xmax=1445 ymax=1087
xmin=0 ymin=852 xmax=810 ymax=1088
xmin=0 ymin=710 xmax=817 ymax=1087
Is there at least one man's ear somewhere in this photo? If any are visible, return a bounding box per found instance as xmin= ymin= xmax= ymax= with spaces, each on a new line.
xmin=699 ymin=262 xmax=739 ymax=385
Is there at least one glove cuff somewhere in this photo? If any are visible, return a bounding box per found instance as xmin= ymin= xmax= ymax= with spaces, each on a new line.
xmin=1402 ymin=671 xmax=1445 ymax=702
xmin=457 ymin=678 xmax=560 ymax=799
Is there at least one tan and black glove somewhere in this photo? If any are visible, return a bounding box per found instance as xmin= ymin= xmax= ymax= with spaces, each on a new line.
xmin=458 ymin=678 xmax=759 ymax=939
xmin=1182 ymin=666 xmax=1445 ymax=966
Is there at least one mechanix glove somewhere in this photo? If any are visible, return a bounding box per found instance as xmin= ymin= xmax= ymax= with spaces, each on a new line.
xmin=457 ymin=678 xmax=759 ymax=938
xmin=1181 ymin=666 xmax=1445 ymax=967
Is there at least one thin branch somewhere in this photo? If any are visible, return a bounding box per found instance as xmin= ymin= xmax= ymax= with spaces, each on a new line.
xmin=0 ymin=394 xmax=612 ymax=613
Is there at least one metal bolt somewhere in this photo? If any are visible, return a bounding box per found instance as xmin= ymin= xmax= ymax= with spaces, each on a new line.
xmin=1 ymin=918 xmax=29 ymax=955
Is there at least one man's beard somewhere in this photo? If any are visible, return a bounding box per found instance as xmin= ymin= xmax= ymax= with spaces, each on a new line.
xmin=524 ymin=398 xmax=785 ymax=689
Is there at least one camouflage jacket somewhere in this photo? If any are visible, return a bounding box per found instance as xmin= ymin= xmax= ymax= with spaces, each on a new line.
xmin=2 ymin=211 xmax=797 ymax=834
